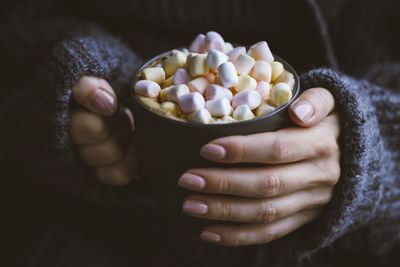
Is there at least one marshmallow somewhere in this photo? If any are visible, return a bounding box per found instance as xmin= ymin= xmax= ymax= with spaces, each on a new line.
xmin=234 ymin=54 xmax=256 ymax=75
xmin=141 ymin=67 xmax=166 ymax=84
xmin=173 ymin=68 xmax=191 ymax=85
xmin=159 ymin=86 xmax=173 ymax=102
xmin=162 ymin=50 xmax=187 ymax=76
xmin=252 ymin=61 xmax=272 ymax=82
xmin=163 ymin=75 xmax=175 ymax=87
xmin=232 ymin=90 xmax=262 ymax=109
xmin=207 ymin=49 xmax=229 ymax=70
xmin=248 ymin=41 xmax=274 ymax=62
xmin=205 ymin=98 xmax=232 ymax=117
xmin=227 ymin=47 xmax=246 ymax=63
xmin=205 ymin=31 xmax=225 ymax=52
xmin=207 ymin=72 xmax=216 ymax=83
xmin=134 ymin=80 xmax=161 ymax=98
xmin=235 ymin=75 xmax=257 ymax=92
xmin=233 ymin=105 xmax=255 ymax=121
xmin=218 ymin=62 xmax=238 ymax=88
xmin=271 ymin=83 xmax=292 ymax=106
xmin=161 ymin=101 xmax=179 ymax=116
xmin=271 ymin=61 xmax=284 ymax=81
xmin=213 ymin=115 xmax=236 ymax=124
xmin=187 ymin=109 xmax=212 ymax=124
xmin=256 ymin=81 xmax=271 ymax=100
xmin=224 ymin=42 xmax=234 ymax=53
xmin=188 ymin=54 xmax=209 ymax=77
xmin=138 ymin=96 xmax=161 ymax=110
xmin=275 ymin=70 xmax=295 ymax=88
xmin=204 ymin=84 xmax=233 ymax=101
xmin=255 ymin=103 xmax=275 ymax=116
xmin=179 ymin=92 xmax=205 ymax=113
xmin=167 ymin=84 xmax=190 ymax=103
xmin=187 ymin=77 xmax=209 ymax=94
xmin=189 ymin=34 xmax=206 ymax=53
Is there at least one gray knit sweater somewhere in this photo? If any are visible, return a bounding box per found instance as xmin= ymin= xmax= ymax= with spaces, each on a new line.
xmin=0 ymin=0 xmax=399 ymax=266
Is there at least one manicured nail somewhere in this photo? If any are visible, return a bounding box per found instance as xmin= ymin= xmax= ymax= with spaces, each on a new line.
xmin=200 ymin=144 xmax=226 ymax=160
xmin=292 ymin=100 xmax=313 ymax=121
xmin=200 ymin=230 xmax=221 ymax=243
xmin=91 ymin=89 xmax=116 ymax=115
xmin=183 ymin=199 xmax=208 ymax=215
xmin=178 ymin=173 xmax=206 ymax=190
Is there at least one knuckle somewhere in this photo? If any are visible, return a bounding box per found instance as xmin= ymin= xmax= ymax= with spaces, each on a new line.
xmin=259 ymin=173 xmax=281 ymax=198
xmin=216 ymin=172 xmax=231 ymax=193
xmin=225 ymin=136 xmax=247 ymax=162
xmin=325 ymin=161 xmax=341 ymax=186
xmin=318 ymin=136 xmax=339 ymax=158
xmin=216 ymin=202 xmax=232 ymax=220
xmin=271 ymin=135 xmax=290 ymax=162
xmin=261 ymin=229 xmax=276 ymax=244
xmin=258 ymin=201 xmax=279 ymax=223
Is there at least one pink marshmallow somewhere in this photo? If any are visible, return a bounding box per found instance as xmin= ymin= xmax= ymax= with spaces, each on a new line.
xmin=134 ymin=80 xmax=161 ymax=98
xmin=232 ymin=90 xmax=262 ymax=110
xmin=227 ymin=47 xmax=246 ymax=63
xmin=205 ymin=84 xmax=233 ymax=101
xmin=256 ymin=81 xmax=271 ymax=100
xmin=179 ymin=92 xmax=206 ymax=113
xmin=173 ymin=68 xmax=191 ymax=85
xmin=189 ymin=34 xmax=206 ymax=53
xmin=205 ymin=31 xmax=225 ymax=52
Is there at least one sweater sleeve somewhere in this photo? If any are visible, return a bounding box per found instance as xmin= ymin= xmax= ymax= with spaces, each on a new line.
xmin=288 ymin=68 xmax=400 ymax=264
xmin=0 ymin=6 xmax=151 ymax=205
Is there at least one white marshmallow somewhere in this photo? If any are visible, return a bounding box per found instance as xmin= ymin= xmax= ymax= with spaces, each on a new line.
xmin=234 ymin=54 xmax=256 ymax=75
xmin=252 ymin=61 xmax=272 ymax=82
xmin=205 ymin=31 xmax=225 ymax=52
xmin=235 ymin=75 xmax=257 ymax=92
xmin=275 ymin=70 xmax=295 ymax=88
xmin=187 ymin=77 xmax=209 ymax=94
xmin=207 ymin=50 xmax=229 ymax=70
xmin=167 ymin=84 xmax=190 ymax=103
xmin=188 ymin=54 xmax=209 ymax=77
xmin=271 ymin=83 xmax=293 ymax=106
xmin=256 ymin=81 xmax=271 ymax=100
xmin=134 ymin=80 xmax=161 ymax=98
xmin=233 ymin=105 xmax=255 ymax=121
xmin=190 ymin=34 xmax=206 ymax=53
xmin=271 ymin=61 xmax=284 ymax=81
xmin=179 ymin=92 xmax=205 ymax=113
xmin=160 ymin=101 xmax=179 ymax=116
xmin=204 ymin=84 xmax=233 ymax=101
xmin=205 ymin=98 xmax=231 ymax=117
xmin=218 ymin=62 xmax=238 ymax=88
xmin=232 ymin=90 xmax=262 ymax=109
xmin=255 ymin=103 xmax=275 ymax=116
xmin=162 ymin=50 xmax=187 ymax=76
xmin=223 ymin=42 xmax=234 ymax=53
xmin=187 ymin=109 xmax=212 ymax=124
xmin=248 ymin=41 xmax=274 ymax=62
xmin=227 ymin=47 xmax=246 ymax=63
xmin=173 ymin=68 xmax=191 ymax=85
xmin=141 ymin=67 xmax=166 ymax=84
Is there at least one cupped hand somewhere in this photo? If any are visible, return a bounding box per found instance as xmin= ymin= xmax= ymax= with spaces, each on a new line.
xmin=178 ymin=88 xmax=340 ymax=246
xmin=68 ymin=76 xmax=141 ymax=186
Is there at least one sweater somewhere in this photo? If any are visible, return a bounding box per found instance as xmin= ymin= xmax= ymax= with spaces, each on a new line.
xmin=0 ymin=0 xmax=399 ymax=266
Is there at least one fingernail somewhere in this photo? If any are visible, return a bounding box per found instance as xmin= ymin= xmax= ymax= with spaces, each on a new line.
xmin=183 ymin=199 xmax=208 ymax=215
xmin=200 ymin=144 xmax=226 ymax=160
xmin=178 ymin=173 xmax=206 ymax=190
xmin=292 ymin=100 xmax=313 ymax=121
xmin=91 ymin=90 xmax=116 ymax=115
xmin=200 ymin=230 xmax=221 ymax=243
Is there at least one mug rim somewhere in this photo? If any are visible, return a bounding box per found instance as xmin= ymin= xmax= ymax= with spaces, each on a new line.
xmin=131 ymin=48 xmax=300 ymax=128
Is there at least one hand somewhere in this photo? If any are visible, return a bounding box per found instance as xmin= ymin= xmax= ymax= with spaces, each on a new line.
xmin=177 ymin=88 xmax=340 ymax=246
xmin=68 ymin=76 xmax=141 ymax=186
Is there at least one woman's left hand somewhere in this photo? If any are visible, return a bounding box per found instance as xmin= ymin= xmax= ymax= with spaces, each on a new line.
xmin=178 ymin=87 xmax=341 ymax=246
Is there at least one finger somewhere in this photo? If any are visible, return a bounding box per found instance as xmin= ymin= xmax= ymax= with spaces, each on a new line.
xmin=94 ymin=138 xmax=142 ymax=186
xmin=69 ymin=108 xmax=113 ymax=145
xmin=72 ymin=76 xmax=117 ymax=116
xmin=289 ymin=87 xmax=335 ymax=127
xmin=183 ymin=187 xmax=332 ymax=223
xmin=199 ymin=208 xmax=322 ymax=246
xmin=200 ymin=124 xmax=339 ymax=164
xmin=178 ymin=159 xmax=340 ymax=198
xmin=77 ymin=117 xmax=129 ymax=166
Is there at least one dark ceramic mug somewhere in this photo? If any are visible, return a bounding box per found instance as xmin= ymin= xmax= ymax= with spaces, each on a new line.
xmin=130 ymin=50 xmax=300 ymax=239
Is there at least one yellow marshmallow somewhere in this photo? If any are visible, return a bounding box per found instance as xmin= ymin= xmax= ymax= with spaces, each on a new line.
xmin=188 ymin=54 xmax=209 ymax=77
xmin=271 ymin=61 xmax=284 ymax=82
xmin=141 ymin=67 xmax=166 ymax=84
xmin=161 ymin=101 xmax=179 ymax=116
xmin=162 ymin=50 xmax=187 ymax=77
xmin=255 ymin=103 xmax=275 ymax=116
xmin=163 ymin=75 xmax=175 ymax=87
xmin=235 ymin=75 xmax=257 ymax=92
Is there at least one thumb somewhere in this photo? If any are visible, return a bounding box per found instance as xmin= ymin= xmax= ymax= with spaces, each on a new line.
xmin=288 ymin=87 xmax=335 ymax=127
xmin=72 ymin=76 xmax=118 ymax=116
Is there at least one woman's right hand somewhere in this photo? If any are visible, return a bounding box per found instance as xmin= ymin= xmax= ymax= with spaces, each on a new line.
xmin=68 ymin=76 xmax=141 ymax=186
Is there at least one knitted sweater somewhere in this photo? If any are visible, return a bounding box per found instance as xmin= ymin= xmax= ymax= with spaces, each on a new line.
xmin=0 ymin=0 xmax=399 ymax=266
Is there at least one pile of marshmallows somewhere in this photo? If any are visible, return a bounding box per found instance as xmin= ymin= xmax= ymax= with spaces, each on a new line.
xmin=133 ymin=31 xmax=295 ymax=124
